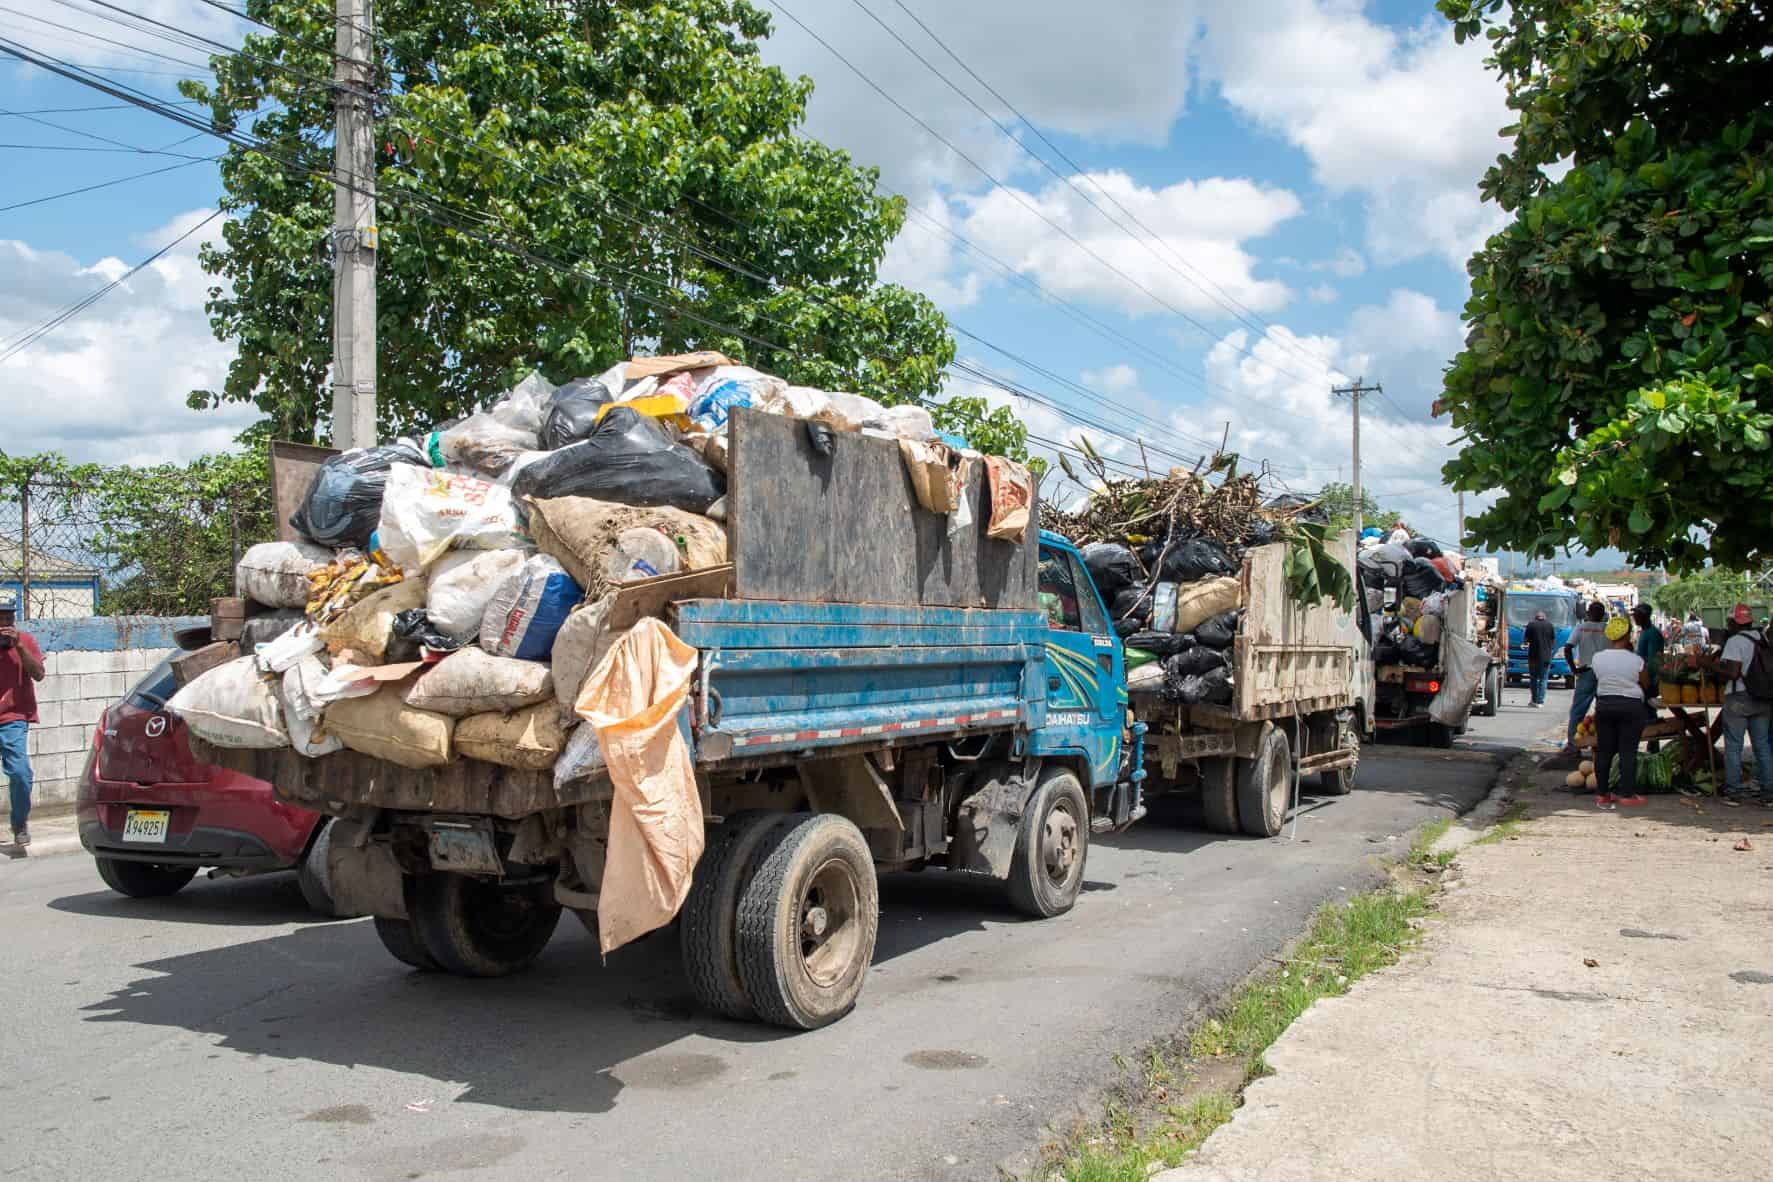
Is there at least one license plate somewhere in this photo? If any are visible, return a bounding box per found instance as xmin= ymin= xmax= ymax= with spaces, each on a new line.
xmin=122 ymin=809 xmax=171 ymax=844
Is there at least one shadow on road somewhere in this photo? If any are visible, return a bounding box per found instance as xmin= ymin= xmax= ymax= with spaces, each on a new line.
xmin=49 ymin=870 xmax=346 ymax=927
xmin=50 ymin=861 xmax=1041 ymax=1116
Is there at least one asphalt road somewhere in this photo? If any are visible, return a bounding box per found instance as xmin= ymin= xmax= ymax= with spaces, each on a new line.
xmin=0 ymin=700 xmax=1549 ymax=1181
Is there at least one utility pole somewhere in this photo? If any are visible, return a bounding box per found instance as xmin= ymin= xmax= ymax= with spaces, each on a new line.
xmin=1456 ymin=490 xmax=1466 ymax=548
xmin=1331 ymin=378 xmax=1382 ymax=537
xmin=330 ymin=0 xmax=377 ymax=450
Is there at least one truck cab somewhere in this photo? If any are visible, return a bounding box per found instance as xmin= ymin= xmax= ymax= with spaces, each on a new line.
xmin=1505 ymin=589 xmax=1580 ymax=687
xmin=1032 ymin=531 xmax=1138 ymax=828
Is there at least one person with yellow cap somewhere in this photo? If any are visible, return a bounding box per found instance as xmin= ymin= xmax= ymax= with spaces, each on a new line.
xmin=1589 ymin=615 xmax=1649 ymax=809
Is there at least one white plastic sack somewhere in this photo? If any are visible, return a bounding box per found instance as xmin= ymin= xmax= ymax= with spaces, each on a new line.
xmin=479 ymin=554 xmax=581 ymax=661
xmin=605 ymin=527 xmax=682 ymax=584
xmin=254 ymin=621 xmax=324 ymax=675
xmin=311 ymin=664 xmax=381 ymax=704
xmin=280 ymin=655 xmax=343 ymax=756
xmin=754 ymin=384 xmax=831 ymax=421
xmin=169 ymin=655 xmax=288 ymax=749
xmin=872 ymin=404 xmax=937 ymax=441
xmin=235 ymin=541 xmax=332 ymax=609
xmin=817 ymin=391 xmax=887 ymax=432
xmin=402 ymin=646 xmax=553 ymax=718
xmin=426 ymin=548 xmax=528 ymax=643
xmin=1429 ymin=631 xmax=1487 ymax=726
xmin=551 ymin=594 xmax=624 ymax=721
xmin=554 ymin=720 xmax=607 ymax=789
xmin=377 ymin=465 xmax=523 ymax=571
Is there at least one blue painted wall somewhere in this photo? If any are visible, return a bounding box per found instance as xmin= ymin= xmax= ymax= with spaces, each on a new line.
xmin=25 ymin=615 xmax=207 ymax=654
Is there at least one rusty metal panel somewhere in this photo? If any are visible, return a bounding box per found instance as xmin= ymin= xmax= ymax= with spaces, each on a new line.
xmin=270 ymin=440 xmax=338 ymax=543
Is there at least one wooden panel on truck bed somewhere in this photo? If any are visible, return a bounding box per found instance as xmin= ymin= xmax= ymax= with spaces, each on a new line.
xmin=269 ymin=441 xmax=339 ymax=543
xmin=726 ymin=408 xmax=1035 ymax=609
xmin=1234 ymin=536 xmax=1364 ymax=716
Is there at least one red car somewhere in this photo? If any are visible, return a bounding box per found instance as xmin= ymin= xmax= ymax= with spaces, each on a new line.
xmin=76 ymin=648 xmax=342 ymax=915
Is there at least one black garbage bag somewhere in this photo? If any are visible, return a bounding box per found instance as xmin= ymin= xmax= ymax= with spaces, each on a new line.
xmin=1244 ymin=518 xmax=1278 ymax=547
xmin=511 ymin=406 xmax=725 ymax=512
xmin=1164 ymin=666 xmax=1233 ymax=705
xmin=538 ymin=378 xmax=615 ymax=451
xmin=1114 ymin=616 xmax=1142 ymax=638
xmin=1396 ymin=635 xmax=1439 ymax=668
xmin=1128 ymin=631 xmax=1194 ymax=657
xmin=1400 ymin=556 xmax=1450 ymax=600
xmin=392 ymin=607 xmax=465 ymax=654
xmin=290 ymin=442 xmax=429 ymax=549
xmin=1081 ymin=543 xmax=1140 ymax=597
xmin=1192 ymin=609 xmax=1241 ymax=650
xmin=1373 ymin=636 xmax=1402 ymax=665
xmin=1109 ymin=585 xmax=1151 ymax=624
xmin=1143 ymin=530 xmax=1237 ymax=583
xmin=1404 ymin=537 xmax=1443 ymax=560
xmin=1164 ymin=646 xmax=1228 ymax=679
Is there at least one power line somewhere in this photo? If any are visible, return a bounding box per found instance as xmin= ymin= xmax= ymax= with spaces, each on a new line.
xmin=0 ymin=155 xmax=215 ymax=213
xmin=0 ymin=209 xmax=223 ymax=363
xmin=854 ymin=0 xmax=1335 ymax=380
xmin=764 ymin=0 xmax=1328 ymax=388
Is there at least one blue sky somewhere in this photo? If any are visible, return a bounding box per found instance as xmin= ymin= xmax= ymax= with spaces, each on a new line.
xmin=1 ymin=0 xmax=1517 ymax=546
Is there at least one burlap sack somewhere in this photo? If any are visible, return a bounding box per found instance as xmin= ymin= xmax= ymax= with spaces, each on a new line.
xmin=454 ymin=701 xmax=567 ymax=771
xmin=1175 ymin=576 xmax=1241 ymax=635
xmin=322 ymin=683 xmax=453 ymax=769
xmin=320 ymin=576 xmax=428 ymax=661
xmin=402 ymin=647 xmax=553 ymax=718
xmin=526 ymin=495 xmax=726 ymax=595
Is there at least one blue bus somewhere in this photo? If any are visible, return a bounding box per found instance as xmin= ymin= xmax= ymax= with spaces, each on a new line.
xmin=1505 ymin=588 xmax=1582 ymax=687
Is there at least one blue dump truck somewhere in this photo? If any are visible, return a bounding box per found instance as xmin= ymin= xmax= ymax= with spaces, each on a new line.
xmin=205 ymin=412 xmax=1367 ymax=1029
xmin=1504 ymin=586 xmax=1582 ymax=688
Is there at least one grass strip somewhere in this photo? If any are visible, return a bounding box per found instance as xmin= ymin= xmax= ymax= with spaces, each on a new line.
xmin=1045 ymin=885 xmax=1430 ymax=1181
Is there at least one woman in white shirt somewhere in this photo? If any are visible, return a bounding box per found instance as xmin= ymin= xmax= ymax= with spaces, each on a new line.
xmin=1589 ymin=617 xmax=1649 ymax=809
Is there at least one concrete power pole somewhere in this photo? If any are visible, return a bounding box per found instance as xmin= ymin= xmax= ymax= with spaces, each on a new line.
xmin=1331 ymin=378 xmax=1381 ymax=537
xmin=1457 ymin=490 xmax=1466 ymax=548
xmin=330 ymin=0 xmax=377 ymax=450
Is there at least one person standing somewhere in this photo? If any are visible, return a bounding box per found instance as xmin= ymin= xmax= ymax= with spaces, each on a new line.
xmin=1703 ymin=603 xmax=1773 ymax=806
xmin=1524 ymin=610 xmax=1556 ymax=707
xmin=1590 ymin=616 xmax=1649 ymax=809
xmin=0 ymin=592 xmax=47 ymax=847
xmin=1564 ymin=601 xmax=1609 ymax=752
xmin=1684 ymin=612 xmax=1710 ymax=647
xmin=1633 ymin=602 xmax=1664 ymax=702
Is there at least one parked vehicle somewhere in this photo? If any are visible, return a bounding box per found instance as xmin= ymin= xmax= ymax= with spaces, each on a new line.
xmin=1374 ymin=578 xmax=1499 ymax=745
xmin=76 ymin=651 xmax=342 ymax=915
xmin=1504 ymin=588 xmax=1582 ymax=689
xmin=1127 ymin=536 xmax=1372 ymax=833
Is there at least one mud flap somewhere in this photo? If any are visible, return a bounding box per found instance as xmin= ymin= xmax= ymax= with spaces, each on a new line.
xmin=948 ymin=763 xmax=1033 ymax=878
xmin=325 ymin=818 xmax=408 ymax=919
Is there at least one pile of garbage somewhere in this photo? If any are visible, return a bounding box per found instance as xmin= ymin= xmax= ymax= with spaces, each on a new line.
xmin=1357 ymin=529 xmax=1461 ymax=668
xmin=168 ymin=352 xmax=1032 ymax=786
xmin=1047 ymin=462 xmax=1295 ymax=707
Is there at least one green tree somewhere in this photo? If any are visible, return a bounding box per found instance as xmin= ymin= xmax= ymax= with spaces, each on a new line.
xmin=1314 ymin=482 xmax=1401 ymax=537
xmin=1653 ymin=566 xmax=1760 ymax=616
xmin=184 ymin=0 xmax=974 ymax=448
xmin=1436 ymin=0 xmax=1773 ymax=572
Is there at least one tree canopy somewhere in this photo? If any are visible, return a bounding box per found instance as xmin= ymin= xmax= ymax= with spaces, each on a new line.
xmin=1436 ymin=0 xmax=1773 ymax=572
xmin=1653 ymin=566 xmax=1764 ymax=615
xmin=184 ymin=0 xmax=1026 ymax=456
xmin=1314 ymin=482 xmax=1402 ymax=537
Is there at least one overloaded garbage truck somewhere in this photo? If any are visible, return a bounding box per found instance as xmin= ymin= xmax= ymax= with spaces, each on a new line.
xmin=174 ymin=354 xmax=1373 ymax=1030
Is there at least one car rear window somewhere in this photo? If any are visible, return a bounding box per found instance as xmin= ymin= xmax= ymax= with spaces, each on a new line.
xmin=126 ymin=655 xmax=178 ymax=710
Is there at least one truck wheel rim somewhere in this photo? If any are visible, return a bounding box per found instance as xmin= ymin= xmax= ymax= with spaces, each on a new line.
xmin=798 ymin=857 xmax=863 ymax=988
xmin=1041 ymin=800 xmax=1079 ymax=886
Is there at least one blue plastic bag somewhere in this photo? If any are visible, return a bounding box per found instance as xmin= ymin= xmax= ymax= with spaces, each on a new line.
xmin=479 ymin=555 xmax=582 ymax=661
xmin=688 ymin=378 xmax=753 ymax=431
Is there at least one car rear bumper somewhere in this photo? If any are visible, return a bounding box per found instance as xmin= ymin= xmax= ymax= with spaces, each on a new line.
xmin=80 ymin=820 xmax=294 ymax=869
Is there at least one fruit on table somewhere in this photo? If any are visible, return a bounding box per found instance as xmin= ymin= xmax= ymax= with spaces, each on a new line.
xmin=1565 ymin=770 xmax=1587 ymax=789
xmin=1580 ymin=760 xmax=1595 ymax=777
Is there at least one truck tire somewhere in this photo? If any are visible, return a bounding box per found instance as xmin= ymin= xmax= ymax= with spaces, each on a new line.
xmin=410 ymin=872 xmax=562 ymax=978
xmin=1316 ymin=764 xmax=1355 ymax=796
xmin=1236 ymin=726 xmax=1292 ymax=838
xmin=1427 ymin=722 xmax=1456 ymax=749
xmin=681 ymin=811 xmax=790 ymax=1021
xmin=1199 ymin=757 xmax=1240 ymax=834
xmin=297 ymin=819 xmax=346 ymax=918
xmin=1474 ymin=665 xmax=1500 ymax=718
xmin=95 ymin=857 xmax=197 ymax=899
xmin=372 ymin=915 xmax=440 ymax=972
xmin=735 ymin=813 xmax=878 ymax=1030
xmin=1006 ymin=769 xmax=1089 ymax=919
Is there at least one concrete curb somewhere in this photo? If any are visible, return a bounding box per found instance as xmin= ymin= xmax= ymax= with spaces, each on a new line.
xmin=2 ymin=827 xmax=85 ymax=863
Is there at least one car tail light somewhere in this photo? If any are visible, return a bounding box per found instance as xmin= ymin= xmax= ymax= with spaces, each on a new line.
xmin=1405 ymin=675 xmax=1441 ymax=694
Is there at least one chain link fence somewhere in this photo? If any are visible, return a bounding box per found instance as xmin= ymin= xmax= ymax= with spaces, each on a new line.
xmin=1 ymin=452 xmax=274 ymax=620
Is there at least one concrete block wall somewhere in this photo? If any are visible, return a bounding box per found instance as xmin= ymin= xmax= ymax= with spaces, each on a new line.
xmin=8 ymin=616 xmax=205 ymax=819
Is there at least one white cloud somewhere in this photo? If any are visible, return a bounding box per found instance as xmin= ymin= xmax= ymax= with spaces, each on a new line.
xmin=1200 ymin=1 xmax=1509 ymax=269
xmin=760 ymin=1 xmax=1201 ymax=198
xmin=956 ymin=171 xmax=1300 ymax=318
xmin=1 ymin=1 xmax=243 ymax=75
xmin=0 ymin=211 xmax=255 ymax=465
xmin=1341 ymin=288 xmax=1464 ymax=419
xmin=1307 ymin=283 xmax=1338 ymax=304
xmin=1080 ymin=363 xmax=1140 ymax=394
xmin=1309 ymin=247 xmax=1366 ymax=278
xmin=878 ymin=193 xmax=982 ymax=308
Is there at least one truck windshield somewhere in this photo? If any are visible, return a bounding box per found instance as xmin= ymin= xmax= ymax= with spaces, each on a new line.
xmin=1506 ymin=595 xmax=1576 ymax=629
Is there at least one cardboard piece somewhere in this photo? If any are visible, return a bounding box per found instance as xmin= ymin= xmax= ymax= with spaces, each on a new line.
xmin=624 ymin=351 xmax=735 ymax=379
xmin=610 ymin=565 xmax=734 ymax=631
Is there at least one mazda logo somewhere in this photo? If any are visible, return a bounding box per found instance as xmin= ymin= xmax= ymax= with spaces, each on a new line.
xmin=145 ymin=716 xmax=167 ymax=738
